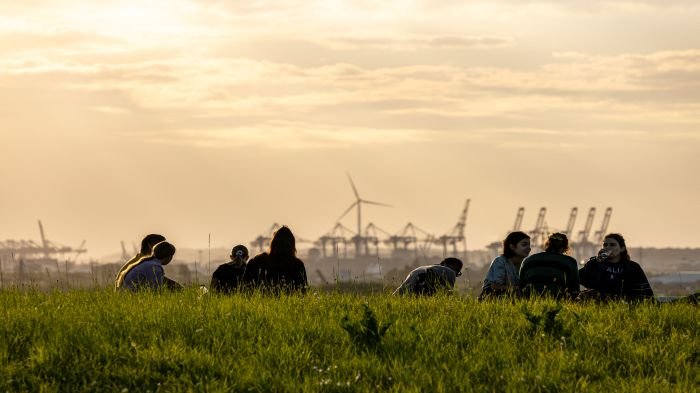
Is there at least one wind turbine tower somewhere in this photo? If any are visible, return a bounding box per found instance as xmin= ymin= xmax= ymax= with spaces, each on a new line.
xmin=337 ymin=173 xmax=391 ymax=257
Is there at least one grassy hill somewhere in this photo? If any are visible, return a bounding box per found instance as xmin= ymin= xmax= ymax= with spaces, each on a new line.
xmin=0 ymin=288 xmax=697 ymax=392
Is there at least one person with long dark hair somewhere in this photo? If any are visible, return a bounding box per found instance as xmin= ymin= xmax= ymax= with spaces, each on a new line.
xmin=579 ymin=233 xmax=653 ymax=301
xmin=479 ymin=231 xmax=531 ymax=299
xmin=519 ymin=232 xmax=579 ymax=299
xmin=242 ymin=226 xmax=307 ymax=294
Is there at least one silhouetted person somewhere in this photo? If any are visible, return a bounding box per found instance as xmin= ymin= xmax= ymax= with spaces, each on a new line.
xmin=210 ymin=245 xmax=249 ymax=294
xmin=479 ymin=231 xmax=531 ymax=300
xmin=242 ymin=226 xmax=307 ymax=294
xmin=393 ymin=257 xmax=463 ymax=296
xmin=115 ymin=234 xmax=165 ymax=290
xmin=519 ymin=232 xmax=579 ymax=299
xmin=121 ymin=241 xmax=182 ymax=292
xmin=578 ymin=233 xmax=653 ymax=302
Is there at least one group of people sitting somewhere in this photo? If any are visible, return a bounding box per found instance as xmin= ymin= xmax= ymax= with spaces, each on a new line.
xmin=114 ymin=226 xmax=308 ymax=294
xmin=114 ymin=225 xmax=654 ymax=302
xmin=477 ymin=231 xmax=654 ymax=301
xmin=393 ymin=231 xmax=654 ymax=302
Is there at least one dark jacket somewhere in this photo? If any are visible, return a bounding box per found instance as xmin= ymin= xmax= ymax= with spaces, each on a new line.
xmin=519 ymin=252 xmax=580 ymax=299
xmin=242 ymin=253 xmax=307 ymax=294
xmin=210 ymin=262 xmax=246 ymax=294
xmin=579 ymin=259 xmax=654 ymax=301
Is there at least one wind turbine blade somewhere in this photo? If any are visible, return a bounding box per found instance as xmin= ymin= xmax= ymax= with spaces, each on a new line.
xmin=361 ymin=199 xmax=393 ymax=208
xmin=346 ymin=172 xmax=360 ymax=200
xmin=337 ymin=202 xmax=358 ymax=222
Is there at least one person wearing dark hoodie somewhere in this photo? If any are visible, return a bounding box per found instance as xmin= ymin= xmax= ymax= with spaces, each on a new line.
xmin=242 ymin=226 xmax=307 ymax=294
xmin=211 ymin=244 xmax=249 ymax=294
xmin=579 ymin=233 xmax=654 ymax=302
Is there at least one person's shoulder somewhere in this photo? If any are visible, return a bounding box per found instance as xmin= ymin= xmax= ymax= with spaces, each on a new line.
xmin=291 ymin=257 xmax=306 ymax=267
xmin=491 ymin=255 xmax=507 ymax=265
xmin=625 ymin=260 xmax=645 ymax=271
xmin=248 ymin=253 xmax=270 ymax=265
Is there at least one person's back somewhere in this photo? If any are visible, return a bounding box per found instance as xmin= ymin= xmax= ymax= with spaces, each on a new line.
xmin=120 ymin=241 xmax=178 ymax=292
xmin=122 ymin=258 xmax=164 ymax=291
xmin=393 ymin=258 xmax=462 ymax=295
xmin=519 ymin=251 xmax=579 ymax=299
xmin=243 ymin=252 xmax=307 ymax=293
xmin=211 ymin=245 xmax=249 ymax=294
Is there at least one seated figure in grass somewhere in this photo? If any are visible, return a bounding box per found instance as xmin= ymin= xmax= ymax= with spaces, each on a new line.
xmin=479 ymin=231 xmax=531 ymax=300
xmin=393 ymin=257 xmax=463 ymax=296
xmin=210 ymin=244 xmax=249 ymax=294
xmin=578 ymin=233 xmax=654 ymax=302
xmin=120 ymin=241 xmax=182 ymax=292
xmin=519 ymin=232 xmax=580 ymax=299
xmin=114 ymin=233 xmax=165 ymax=290
xmin=242 ymin=226 xmax=308 ymax=294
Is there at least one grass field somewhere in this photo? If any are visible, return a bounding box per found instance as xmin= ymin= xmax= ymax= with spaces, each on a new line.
xmin=0 ymin=288 xmax=697 ymax=392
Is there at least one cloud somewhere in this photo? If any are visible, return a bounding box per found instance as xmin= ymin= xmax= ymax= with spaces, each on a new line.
xmin=318 ymin=35 xmax=513 ymax=51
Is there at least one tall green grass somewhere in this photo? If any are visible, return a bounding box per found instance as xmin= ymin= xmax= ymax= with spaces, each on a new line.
xmin=0 ymin=288 xmax=697 ymax=392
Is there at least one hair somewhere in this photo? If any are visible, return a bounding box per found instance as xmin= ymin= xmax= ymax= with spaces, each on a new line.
xmin=502 ymin=231 xmax=530 ymax=258
xmin=140 ymin=234 xmax=166 ymax=254
xmin=544 ymin=232 xmax=569 ymax=254
xmin=440 ymin=257 xmax=463 ymax=271
xmin=152 ymin=241 xmax=176 ymax=260
xmin=269 ymin=226 xmax=296 ymax=258
xmin=604 ymin=233 xmax=631 ymax=262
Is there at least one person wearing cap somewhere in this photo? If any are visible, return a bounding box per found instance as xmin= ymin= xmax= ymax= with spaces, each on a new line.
xmin=211 ymin=245 xmax=250 ymax=294
xmin=121 ymin=241 xmax=182 ymax=292
xmin=393 ymin=258 xmax=463 ymax=296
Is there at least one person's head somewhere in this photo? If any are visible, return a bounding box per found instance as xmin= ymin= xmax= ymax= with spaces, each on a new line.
xmin=602 ymin=233 xmax=630 ymax=262
xmin=544 ymin=232 xmax=569 ymax=254
xmin=503 ymin=231 xmax=531 ymax=259
xmin=140 ymin=234 xmax=166 ymax=254
xmin=152 ymin=241 xmax=176 ymax=265
xmin=440 ymin=257 xmax=463 ymax=277
xmin=269 ymin=226 xmax=296 ymax=258
xmin=230 ymin=244 xmax=249 ymax=263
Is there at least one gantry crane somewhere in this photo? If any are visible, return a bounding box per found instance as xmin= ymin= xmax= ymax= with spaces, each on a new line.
xmin=249 ymin=223 xmax=281 ymax=254
xmin=593 ymin=207 xmax=613 ymax=245
xmin=563 ymin=207 xmax=578 ymax=238
xmin=573 ymin=207 xmax=597 ymax=262
xmin=316 ymin=222 xmax=355 ymax=259
xmin=528 ymin=207 xmax=548 ymax=250
xmin=433 ymin=199 xmax=470 ymax=261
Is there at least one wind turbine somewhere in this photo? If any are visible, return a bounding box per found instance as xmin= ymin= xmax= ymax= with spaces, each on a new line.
xmin=336 ymin=173 xmax=391 ymax=257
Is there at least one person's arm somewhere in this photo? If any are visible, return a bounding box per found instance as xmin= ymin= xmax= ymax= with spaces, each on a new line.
xmin=625 ymin=263 xmax=654 ymax=300
xmin=578 ymin=258 xmax=598 ymax=289
xmin=486 ymin=258 xmax=515 ymax=291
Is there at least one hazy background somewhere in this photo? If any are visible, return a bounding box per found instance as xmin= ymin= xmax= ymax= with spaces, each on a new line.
xmin=1 ymin=0 xmax=699 ymax=260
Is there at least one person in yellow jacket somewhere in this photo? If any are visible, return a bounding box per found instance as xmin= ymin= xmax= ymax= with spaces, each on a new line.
xmin=114 ymin=234 xmax=165 ymax=290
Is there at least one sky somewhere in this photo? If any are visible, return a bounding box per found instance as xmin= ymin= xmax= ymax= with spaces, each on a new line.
xmin=1 ymin=0 xmax=699 ymax=260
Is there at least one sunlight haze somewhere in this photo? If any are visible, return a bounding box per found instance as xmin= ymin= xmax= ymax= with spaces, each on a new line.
xmin=1 ymin=0 xmax=699 ymax=259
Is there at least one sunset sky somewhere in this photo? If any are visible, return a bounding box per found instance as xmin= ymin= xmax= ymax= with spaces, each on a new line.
xmin=1 ymin=1 xmax=699 ymax=260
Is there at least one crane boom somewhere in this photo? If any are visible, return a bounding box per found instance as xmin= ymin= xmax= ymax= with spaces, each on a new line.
xmin=564 ymin=207 xmax=578 ymax=237
xmin=594 ymin=207 xmax=613 ymax=244
xmin=513 ymin=207 xmax=525 ymax=231
xmin=578 ymin=207 xmax=596 ymax=243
